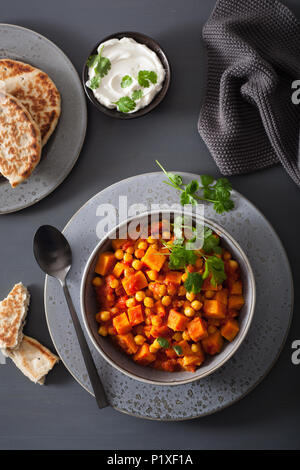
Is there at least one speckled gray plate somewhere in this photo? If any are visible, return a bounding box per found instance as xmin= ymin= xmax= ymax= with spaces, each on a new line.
xmin=0 ymin=24 xmax=87 ymax=214
xmin=44 ymin=172 xmax=294 ymax=420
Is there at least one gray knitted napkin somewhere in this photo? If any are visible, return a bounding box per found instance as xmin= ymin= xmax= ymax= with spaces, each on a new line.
xmin=198 ymin=0 xmax=300 ymax=186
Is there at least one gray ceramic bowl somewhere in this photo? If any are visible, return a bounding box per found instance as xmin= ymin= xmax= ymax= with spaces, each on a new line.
xmin=82 ymin=31 xmax=171 ymax=119
xmin=80 ymin=210 xmax=256 ymax=386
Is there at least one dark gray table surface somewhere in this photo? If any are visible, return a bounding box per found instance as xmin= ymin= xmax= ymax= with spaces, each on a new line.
xmin=1 ymin=0 xmax=300 ymax=451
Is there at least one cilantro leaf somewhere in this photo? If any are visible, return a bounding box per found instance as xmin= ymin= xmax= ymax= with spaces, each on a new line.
xmin=86 ymin=54 xmax=98 ymax=68
xmin=214 ymin=178 xmax=232 ymax=191
xmin=213 ymin=199 xmax=234 ymax=214
xmin=157 ymin=337 xmax=169 ymax=349
xmin=138 ymin=70 xmax=158 ymax=87
xmin=89 ymin=75 xmax=101 ymax=90
xmin=121 ymin=75 xmax=133 ymax=88
xmin=184 ymin=272 xmax=203 ymax=293
xmin=203 ymin=256 xmax=226 ymax=286
xmin=202 ymin=228 xmax=222 ymax=254
xmin=132 ymin=89 xmax=143 ymax=100
xmin=87 ymin=47 xmax=111 ymax=91
xmin=167 ymin=173 xmax=182 ymax=186
xmin=201 ymin=174 xmax=214 ymax=186
xmin=115 ymin=96 xmax=136 ymax=113
xmin=95 ymin=56 xmax=111 ymax=78
xmin=185 ymin=180 xmax=199 ymax=194
xmin=168 ymin=245 xmax=196 ymax=270
xmin=180 ymin=191 xmax=197 ymax=206
xmin=173 ymin=345 xmax=183 ymax=356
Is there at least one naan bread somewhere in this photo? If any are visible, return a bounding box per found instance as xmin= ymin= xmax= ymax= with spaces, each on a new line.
xmin=0 ymin=59 xmax=61 ymax=146
xmin=0 ymin=283 xmax=30 ymax=349
xmin=0 ymin=92 xmax=41 ymax=187
xmin=2 ymin=335 xmax=59 ymax=385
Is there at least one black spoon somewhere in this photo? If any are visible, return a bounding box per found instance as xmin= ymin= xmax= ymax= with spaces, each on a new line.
xmin=33 ymin=225 xmax=108 ymax=409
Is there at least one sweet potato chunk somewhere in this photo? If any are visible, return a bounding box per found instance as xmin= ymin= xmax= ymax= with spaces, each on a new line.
xmin=202 ymin=330 xmax=224 ymax=355
xmin=183 ymin=352 xmax=204 ymax=367
xmin=167 ymin=309 xmax=189 ymax=331
xmin=221 ymin=319 xmax=240 ymax=342
xmin=164 ymin=271 xmax=182 ymax=285
xmin=128 ymin=304 xmax=144 ymax=326
xmin=215 ymin=288 xmax=228 ymax=305
xmin=202 ymin=277 xmax=222 ymax=291
xmin=187 ymin=317 xmax=208 ymax=342
xmin=228 ymin=295 xmax=244 ymax=310
xmin=112 ymin=262 xmax=126 ymax=278
xmin=115 ymin=333 xmax=138 ymax=354
xmin=95 ymin=252 xmax=116 ymax=276
xmin=122 ymin=271 xmax=148 ymax=295
xmin=141 ymin=246 xmax=166 ymax=272
xmin=229 ymin=281 xmax=242 ymax=295
xmin=150 ymin=325 xmax=170 ymax=338
xmin=176 ymin=339 xmax=192 ymax=356
xmin=113 ymin=312 xmax=131 ymax=334
xmin=203 ymin=300 xmax=226 ymax=319
xmin=133 ymin=343 xmax=156 ymax=365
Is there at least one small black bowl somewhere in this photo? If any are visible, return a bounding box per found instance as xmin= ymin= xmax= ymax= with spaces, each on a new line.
xmin=82 ymin=31 xmax=171 ymax=119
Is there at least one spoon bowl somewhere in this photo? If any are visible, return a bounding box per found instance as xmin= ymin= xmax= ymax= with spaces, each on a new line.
xmin=33 ymin=225 xmax=71 ymax=283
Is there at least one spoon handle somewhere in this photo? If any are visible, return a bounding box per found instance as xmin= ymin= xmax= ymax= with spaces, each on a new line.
xmin=62 ymin=281 xmax=108 ymax=409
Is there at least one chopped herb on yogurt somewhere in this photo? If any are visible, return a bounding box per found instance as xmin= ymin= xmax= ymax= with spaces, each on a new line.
xmin=87 ymin=46 xmax=111 ymax=90
xmin=121 ymin=75 xmax=133 ymax=88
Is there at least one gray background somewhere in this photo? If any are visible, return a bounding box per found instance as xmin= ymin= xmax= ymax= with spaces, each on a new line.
xmin=0 ymin=0 xmax=299 ymax=450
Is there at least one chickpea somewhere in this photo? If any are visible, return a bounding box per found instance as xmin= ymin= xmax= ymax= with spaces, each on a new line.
xmin=149 ymin=339 xmax=161 ymax=353
xmin=191 ymin=343 xmax=201 ymax=353
xmin=108 ymin=326 xmax=116 ymax=335
xmin=145 ymin=307 xmax=152 ymax=316
xmin=186 ymin=292 xmax=196 ymax=302
xmin=182 ymin=331 xmax=191 ymax=341
xmin=178 ymin=286 xmax=186 ymax=296
xmin=132 ymin=259 xmax=143 ymax=270
xmin=147 ymin=236 xmax=156 ymax=244
xmin=151 ymin=316 xmax=162 ymax=327
xmin=167 ymin=284 xmax=177 ymax=296
xmin=148 ymin=282 xmax=156 ymax=291
xmin=110 ymin=279 xmax=119 ymax=289
xmin=98 ymin=326 xmax=108 ymax=336
xmin=135 ymin=291 xmax=146 ymax=302
xmin=172 ymin=332 xmax=182 ymax=341
xmin=147 ymin=270 xmax=158 ymax=281
xmin=110 ymin=307 xmax=119 ymax=315
xmin=145 ymin=316 xmax=152 ymax=325
xmin=123 ymin=253 xmax=133 ymax=264
xmin=158 ymin=284 xmax=167 ymax=297
xmin=134 ymin=249 xmax=145 ymax=259
xmin=184 ymin=307 xmax=195 ymax=317
xmin=92 ymin=276 xmax=103 ymax=287
xmin=134 ymin=335 xmax=146 ymax=346
xmin=162 ymin=295 xmax=172 ymax=306
xmin=124 ymin=267 xmax=135 ymax=277
xmin=191 ymin=300 xmax=202 ymax=311
xmin=126 ymin=298 xmax=136 ymax=308
xmin=126 ymin=246 xmax=135 ymax=254
xmin=100 ymin=311 xmax=110 ymax=322
xmin=138 ymin=241 xmax=148 ymax=250
xmin=144 ymin=297 xmax=154 ymax=308
xmin=223 ymin=250 xmax=232 ymax=261
xmin=205 ymin=290 xmax=215 ymax=299
xmin=106 ymin=293 xmax=115 ymax=302
xmin=181 ymin=272 xmax=188 ymax=282
xmin=115 ymin=249 xmax=124 ymax=260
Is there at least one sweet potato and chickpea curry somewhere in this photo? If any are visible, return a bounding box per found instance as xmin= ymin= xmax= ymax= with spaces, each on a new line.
xmin=92 ymin=218 xmax=244 ymax=372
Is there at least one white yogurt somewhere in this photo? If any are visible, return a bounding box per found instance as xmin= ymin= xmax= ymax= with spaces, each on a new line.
xmin=87 ymin=37 xmax=165 ymax=112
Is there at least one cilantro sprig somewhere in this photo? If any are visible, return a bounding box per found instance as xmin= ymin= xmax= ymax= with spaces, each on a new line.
xmin=87 ymin=46 xmax=111 ymax=90
xmin=156 ymin=161 xmax=234 ymax=214
xmin=121 ymin=75 xmax=133 ymax=88
xmin=138 ymin=70 xmax=157 ymax=88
